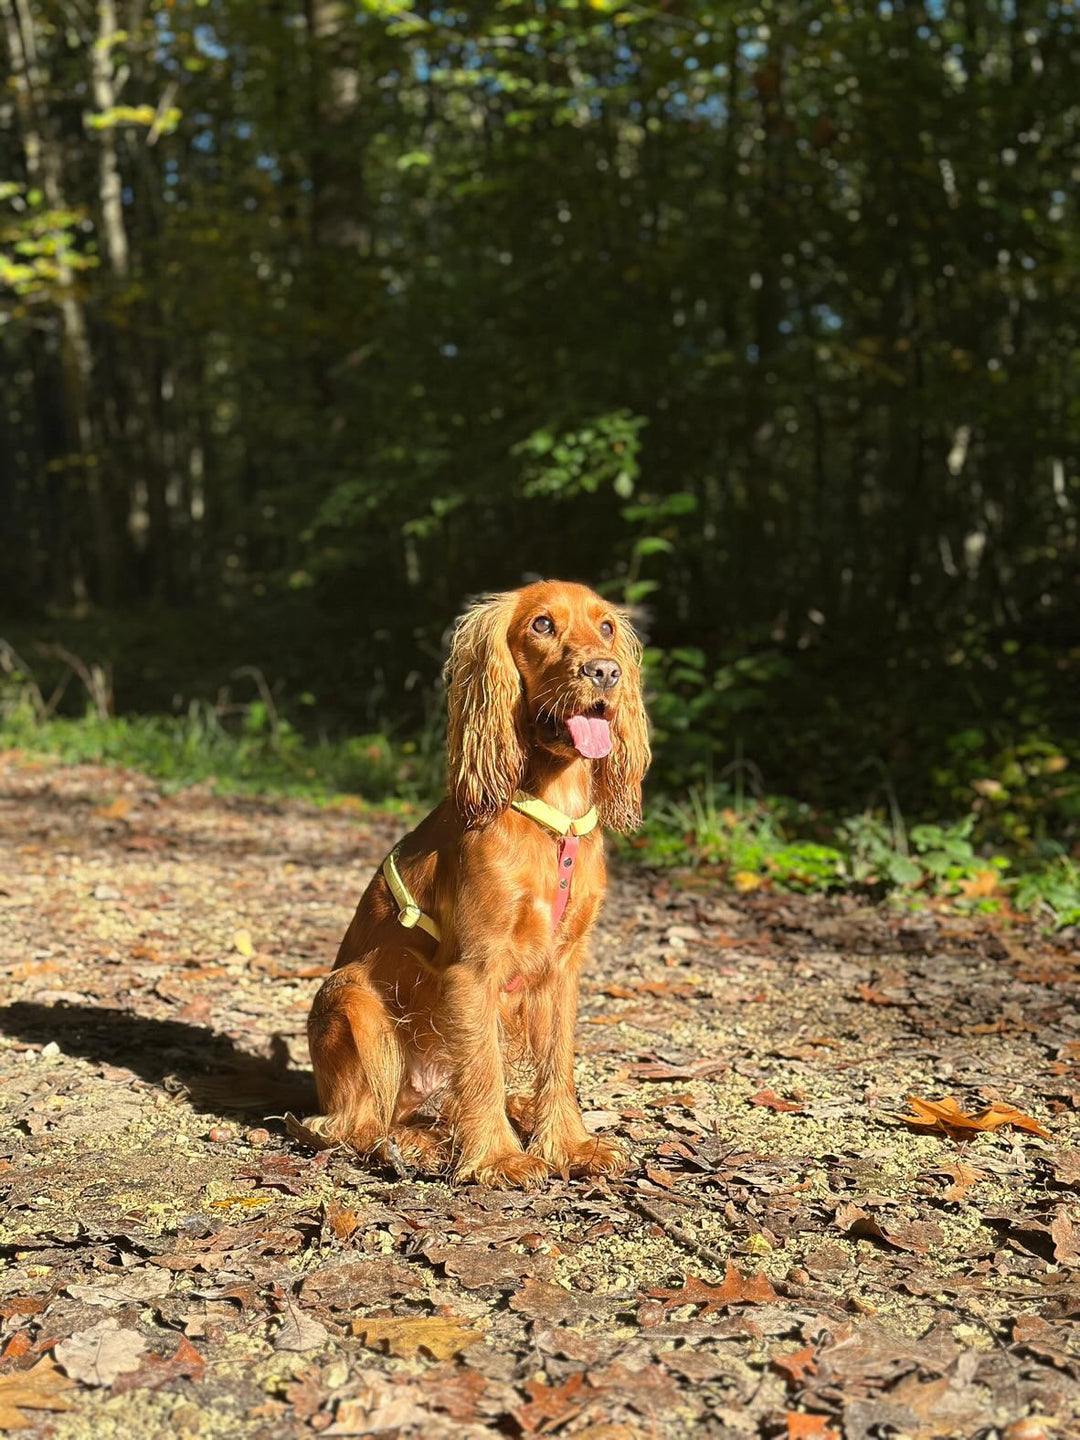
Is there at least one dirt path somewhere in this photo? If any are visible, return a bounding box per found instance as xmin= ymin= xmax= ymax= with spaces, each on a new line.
xmin=1 ymin=753 xmax=1078 ymax=1438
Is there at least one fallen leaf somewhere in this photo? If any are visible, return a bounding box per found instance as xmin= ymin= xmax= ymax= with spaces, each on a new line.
xmin=95 ymin=796 xmax=131 ymax=820
xmin=900 ymin=1094 xmax=1049 ymax=1139
xmin=1051 ymin=1207 xmax=1079 ymax=1267
xmin=773 ymin=1345 xmax=819 ymax=1384
xmin=350 ymin=1315 xmax=483 ymax=1361
xmin=786 ymin=1415 xmax=839 ymax=1440
xmin=273 ymin=1297 xmax=330 ymax=1352
xmin=0 ymin=1358 xmax=74 ymax=1428
xmin=733 ymin=871 xmax=764 ymax=892
xmin=940 ymin=1160 xmax=987 ymax=1203
xmin=0 ymin=1296 xmax=46 ymax=1320
xmin=957 ymin=869 xmax=1000 ymax=898
xmin=324 ymin=1201 xmax=360 ymax=1241
xmin=67 ymin=1268 xmax=171 ymax=1307
xmin=300 ymin=1259 xmax=421 ymax=1310
xmin=425 ymin=1364 xmax=488 ymax=1423
xmin=858 ymin=983 xmax=905 ymax=1006
xmin=833 ymin=1204 xmax=942 ymax=1255
xmin=111 ymin=1336 xmax=206 ymax=1395
xmin=648 ymin=1264 xmax=779 ymax=1316
xmin=232 ymin=928 xmax=255 ymax=957
xmin=54 ymin=1319 xmax=148 ymax=1386
xmin=283 ymin=1112 xmax=334 ymax=1151
xmin=511 ymin=1374 xmax=586 ymax=1434
xmin=324 ymin=1382 xmax=429 ymax=1435
xmin=750 ymin=1089 xmax=805 ymax=1114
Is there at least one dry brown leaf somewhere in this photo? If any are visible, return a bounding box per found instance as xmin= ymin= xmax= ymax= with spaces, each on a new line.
xmin=512 ymin=1374 xmax=587 ymax=1435
xmin=0 ymin=1358 xmax=74 ymax=1429
xmin=750 ymin=1089 xmax=805 ymax=1114
xmin=350 ymin=1315 xmax=483 ymax=1361
xmin=54 ymin=1319 xmax=147 ymax=1386
xmin=773 ymin=1345 xmax=819 ymax=1385
xmin=940 ymin=1160 xmax=988 ymax=1203
xmin=111 ymin=1336 xmax=206 ymax=1395
xmin=324 ymin=1202 xmax=360 ymax=1241
xmin=900 ymin=1094 xmax=1049 ymax=1139
xmin=648 ymin=1264 xmax=778 ymax=1316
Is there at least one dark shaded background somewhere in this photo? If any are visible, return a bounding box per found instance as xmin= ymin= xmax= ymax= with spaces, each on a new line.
xmin=1 ymin=0 xmax=1076 ymax=823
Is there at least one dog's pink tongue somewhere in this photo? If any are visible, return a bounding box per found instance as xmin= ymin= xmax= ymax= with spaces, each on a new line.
xmin=566 ymin=714 xmax=612 ymax=759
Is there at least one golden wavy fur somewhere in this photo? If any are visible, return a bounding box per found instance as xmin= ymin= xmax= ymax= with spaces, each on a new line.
xmin=307 ymin=580 xmax=650 ymax=1188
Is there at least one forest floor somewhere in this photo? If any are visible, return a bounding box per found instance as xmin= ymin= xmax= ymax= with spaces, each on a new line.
xmin=1 ymin=751 xmax=1078 ymax=1439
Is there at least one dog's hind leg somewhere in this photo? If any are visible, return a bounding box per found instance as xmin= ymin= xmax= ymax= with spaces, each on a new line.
xmin=307 ymin=965 xmax=450 ymax=1173
xmin=307 ymin=966 xmax=403 ymax=1153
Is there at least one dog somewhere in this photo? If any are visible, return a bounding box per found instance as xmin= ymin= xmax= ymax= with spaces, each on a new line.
xmin=307 ymin=580 xmax=650 ymax=1187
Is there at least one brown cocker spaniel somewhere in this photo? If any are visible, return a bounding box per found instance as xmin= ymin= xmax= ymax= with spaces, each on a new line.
xmin=307 ymin=580 xmax=650 ymax=1187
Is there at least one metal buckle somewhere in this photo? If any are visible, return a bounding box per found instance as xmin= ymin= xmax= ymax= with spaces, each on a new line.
xmin=398 ymin=903 xmax=422 ymax=929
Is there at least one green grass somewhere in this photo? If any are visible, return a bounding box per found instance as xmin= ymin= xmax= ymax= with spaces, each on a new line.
xmin=0 ymin=702 xmax=442 ymax=812
xmin=2 ymin=696 xmax=1077 ymax=931
xmin=624 ymin=782 xmax=1080 ymax=930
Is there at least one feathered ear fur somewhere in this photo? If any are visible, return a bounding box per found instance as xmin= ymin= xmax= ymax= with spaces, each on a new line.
xmin=444 ymin=592 xmax=527 ymax=826
xmin=595 ymin=610 xmax=651 ymax=832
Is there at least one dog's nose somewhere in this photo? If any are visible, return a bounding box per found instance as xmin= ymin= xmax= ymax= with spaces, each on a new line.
xmin=581 ymin=658 xmax=621 ymax=690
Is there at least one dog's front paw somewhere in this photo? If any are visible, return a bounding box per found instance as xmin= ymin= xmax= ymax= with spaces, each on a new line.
xmin=455 ymin=1150 xmax=549 ymax=1190
xmin=378 ymin=1124 xmax=451 ymax=1174
xmin=533 ymin=1134 xmax=628 ymax=1179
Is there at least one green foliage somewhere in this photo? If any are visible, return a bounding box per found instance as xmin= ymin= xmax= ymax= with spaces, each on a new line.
xmin=0 ymin=0 xmax=1076 ymax=915
xmin=0 ymin=703 xmax=438 ymax=809
xmin=516 ymin=411 xmax=646 ymax=501
xmin=1014 ymin=859 xmax=1080 ymax=930
xmin=628 ymin=780 xmax=1070 ymax=929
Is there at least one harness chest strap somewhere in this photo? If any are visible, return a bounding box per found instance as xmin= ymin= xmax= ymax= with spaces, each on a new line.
xmin=382 ymin=794 xmax=599 ymax=943
xmin=382 ymin=847 xmax=442 ymax=942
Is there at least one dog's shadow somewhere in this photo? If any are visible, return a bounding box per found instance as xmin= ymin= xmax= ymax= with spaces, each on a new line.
xmin=0 ymin=1002 xmax=317 ymax=1118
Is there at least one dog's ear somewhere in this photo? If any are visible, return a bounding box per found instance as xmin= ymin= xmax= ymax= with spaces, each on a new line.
xmin=595 ymin=609 xmax=650 ymax=832
xmin=444 ymin=592 xmax=527 ymax=825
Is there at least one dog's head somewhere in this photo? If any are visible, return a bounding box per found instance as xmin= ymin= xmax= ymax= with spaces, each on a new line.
xmin=444 ymin=580 xmax=650 ymax=831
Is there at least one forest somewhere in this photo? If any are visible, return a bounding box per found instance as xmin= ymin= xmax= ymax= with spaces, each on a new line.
xmin=1 ymin=0 xmax=1077 ymax=908
xmin=3 ymin=8 xmax=1080 ymax=1436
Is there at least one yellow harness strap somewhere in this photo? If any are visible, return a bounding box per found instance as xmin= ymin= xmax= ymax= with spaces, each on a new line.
xmin=511 ymin=792 xmax=599 ymax=837
xmin=382 ymin=847 xmax=441 ymax=942
xmin=383 ymin=796 xmax=597 ymax=945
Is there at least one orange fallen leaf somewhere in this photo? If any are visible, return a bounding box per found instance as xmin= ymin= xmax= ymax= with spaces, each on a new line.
xmin=512 ymin=1374 xmax=586 ymax=1435
xmin=900 ymin=1094 xmax=1049 ymax=1140
xmin=786 ymin=1415 xmax=839 ymax=1440
xmin=351 ymin=1315 xmax=482 ymax=1360
xmin=0 ymin=1358 xmax=74 ymax=1428
xmin=773 ymin=1344 xmax=819 ymax=1384
xmin=95 ymin=796 xmax=131 ymax=821
xmin=957 ymin=868 xmax=1000 ymax=898
xmin=324 ymin=1201 xmax=360 ymax=1240
xmin=858 ymin=982 xmax=905 ymax=1006
xmin=750 ymin=1089 xmax=805 ymax=1114
xmin=649 ymin=1264 xmax=778 ymax=1316
xmin=733 ymin=870 xmax=764 ymax=892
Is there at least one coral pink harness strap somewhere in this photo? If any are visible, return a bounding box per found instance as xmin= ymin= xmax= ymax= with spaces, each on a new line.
xmin=551 ymin=832 xmax=581 ymax=930
xmin=510 ymin=792 xmax=598 ymax=933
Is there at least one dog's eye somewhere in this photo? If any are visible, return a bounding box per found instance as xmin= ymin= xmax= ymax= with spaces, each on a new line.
xmin=599 ymin=620 xmax=614 ymax=640
xmin=531 ymin=616 xmax=554 ymax=635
